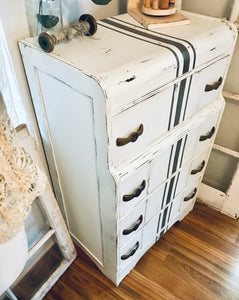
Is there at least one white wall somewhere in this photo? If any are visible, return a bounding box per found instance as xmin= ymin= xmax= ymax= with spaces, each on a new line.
xmin=182 ymin=0 xmax=234 ymax=19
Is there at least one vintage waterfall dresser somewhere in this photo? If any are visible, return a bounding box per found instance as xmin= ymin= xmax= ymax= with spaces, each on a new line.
xmin=19 ymin=11 xmax=237 ymax=285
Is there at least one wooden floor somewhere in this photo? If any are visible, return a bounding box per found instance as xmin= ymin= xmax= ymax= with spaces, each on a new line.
xmin=45 ymin=202 xmax=239 ymax=300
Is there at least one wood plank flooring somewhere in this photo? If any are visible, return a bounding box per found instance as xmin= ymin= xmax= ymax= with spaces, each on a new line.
xmin=45 ymin=202 xmax=239 ymax=300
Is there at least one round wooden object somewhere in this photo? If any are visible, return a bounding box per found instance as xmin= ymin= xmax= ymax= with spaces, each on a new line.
xmin=142 ymin=5 xmax=176 ymax=16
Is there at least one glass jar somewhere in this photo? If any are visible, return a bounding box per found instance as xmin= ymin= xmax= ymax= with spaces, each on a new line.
xmin=25 ymin=0 xmax=63 ymax=36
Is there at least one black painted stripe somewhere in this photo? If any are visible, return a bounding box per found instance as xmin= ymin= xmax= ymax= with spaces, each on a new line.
xmin=160 ymin=229 xmax=165 ymax=238
xmin=101 ymin=18 xmax=191 ymax=74
xmin=166 ymin=176 xmax=175 ymax=205
xmin=161 ymin=206 xmax=169 ymax=229
xmin=182 ymin=75 xmax=193 ymax=121
xmin=161 ymin=144 xmax=174 ymax=209
xmin=172 ymin=138 xmax=183 ymax=173
xmin=167 ymin=202 xmax=173 ymax=223
xmin=173 ymin=172 xmax=181 ymax=199
xmin=161 ymin=182 xmax=168 ymax=210
xmin=167 ymin=145 xmax=174 ymax=178
xmin=168 ymin=84 xmax=177 ymax=130
xmin=111 ymin=16 xmax=197 ymax=69
xmin=173 ymin=78 xmax=187 ymax=126
xmin=156 ymin=213 xmax=161 ymax=234
xmin=179 ymin=135 xmax=188 ymax=168
xmin=98 ymin=21 xmax=180 ymax=77
xmin=172 ymin=135 xmax=188 ymax=199
xmin=165 ymin=138 xmax=183 ymax=204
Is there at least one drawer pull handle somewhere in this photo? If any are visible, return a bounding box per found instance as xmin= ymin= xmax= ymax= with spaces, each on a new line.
xmin=205 ymin=77 xmax=223 ymax=92
xmin=121 ymin=241 xmax=139 ymax=260
xmin=123 ymin=180 xmax=146 ymax=202
xmin=123 ymin=215 xmax=143 ymax=235
xmin=184 ymin=188 xmax=197 ymax=202
xmin=199 ymin=126 xmax=215 ymax=142
xmin=191 ymin=160 xmax=205 ymax=175
xmin=116 ymin=124 xmax=144 ymax=147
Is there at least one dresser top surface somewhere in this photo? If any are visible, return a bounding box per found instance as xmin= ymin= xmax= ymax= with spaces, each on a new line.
xmin=21 ymin=11 xmax=236 ymax=80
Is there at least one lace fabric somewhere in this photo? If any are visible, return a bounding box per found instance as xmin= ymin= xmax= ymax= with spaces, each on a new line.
xmin=0 ymin=112 xmax=46 ymax=243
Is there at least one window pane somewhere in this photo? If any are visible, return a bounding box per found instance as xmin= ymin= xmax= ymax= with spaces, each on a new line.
xmin=11 ymin=236 xmax=63 ymax=300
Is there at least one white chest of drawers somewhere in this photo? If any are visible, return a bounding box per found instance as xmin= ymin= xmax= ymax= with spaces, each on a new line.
xmin=19 ymin=11 xmax=237 ymax=285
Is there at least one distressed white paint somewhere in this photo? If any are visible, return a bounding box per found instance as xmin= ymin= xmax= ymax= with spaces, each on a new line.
xmin=11 ymin=126 xmax=76 ymax=298
xmin=200 ymin=85 xmax=239 ymax=218
xmin=213 ymin=144 xmax=239 ymax=159
xmin=222 ymin=163 xmax=239 ymax=218
xmin=197 ymin=182 xmax=226 ymax=211
xmin=31 ymin=260 xmax=75 ymax=300
xmin=27 ymin=229 xmax=55 ymax=260
xmin=19 ymin=12 xmax=236 ymax=285
xmin=223 ymin=90 xmax=239 ymax=102
xmin=36 ymin=70 xmax=103 ymax=262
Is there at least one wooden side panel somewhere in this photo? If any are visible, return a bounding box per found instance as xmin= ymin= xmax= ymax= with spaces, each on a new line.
xmin=35 ymin=70 xmax=103 ymax=263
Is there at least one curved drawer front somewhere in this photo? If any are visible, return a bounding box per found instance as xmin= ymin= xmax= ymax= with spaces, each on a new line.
xmin=118 ymin=176 xmax=201 ymax=271
xmin=119 ymin=231 xmax=142 ymax=271
xmin=117 ymin=106 xmax=221 ymax=220
xmin=118 ymin=214 xmax=159 ymax=279
xmin=158 ymin=177 xmax=201 ymax=237
xmin=167 ymin=177 xmax=201 ymax=230
xmin=146 ymin=148 xmax=209 ymax=223
xmin=110 ymin=57 xmax=227 ymax=166
xmin=111 ymin=86 xmax=174 ymax=166
xmin=149 ymin=106 xmax=220 ymax=193
xmin=184 ymin=57 xmax=228 ymax=120
xmin=119 ymin=200 xmax=146 ymax=246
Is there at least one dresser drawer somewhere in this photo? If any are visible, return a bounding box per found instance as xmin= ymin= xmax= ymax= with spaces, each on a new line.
xmin=148 ymin=107 xmax=220 ymax=193
xmin=119 ymin=200 xmax=146 ymax=246
xmin=189 ymin=107 xmax=221 ymax=158
xmin=142 ymin=214 xmax=159 ymax=251
xmin=110 ymin=57 xmax=227 ymax=166
xmin=187 ymin=148 xmax=210 ymax=187
xmin=117 ymin=164 xmax=149 ymax=219
xmin=111 ymin=86 xmax=174 ymax=166
xmin=145 ymin=147 xmax=209 ymax=224
xmin=117 ymin=106 xmax=221 ymax=220
xmin=167 ymin=178 xmax=201 ymax=230
xmin=119 ymin=213 xmax=158 ymax=273
xmin=184 ymin=56 xmax=228 ymax=119
xmin=119 ymin=231 xmax=142 ymax=271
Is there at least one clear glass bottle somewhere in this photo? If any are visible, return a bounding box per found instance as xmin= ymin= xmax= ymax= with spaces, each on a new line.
xmin=25 ymin=0 xmax=63 ymax=37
